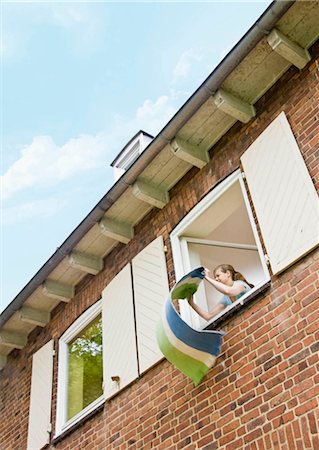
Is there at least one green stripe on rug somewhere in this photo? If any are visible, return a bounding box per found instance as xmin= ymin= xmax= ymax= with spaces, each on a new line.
xmin=156 ymin=322 xmax=209 ymax=386
xmin=171 ymin=283 xmax=199 ymax=300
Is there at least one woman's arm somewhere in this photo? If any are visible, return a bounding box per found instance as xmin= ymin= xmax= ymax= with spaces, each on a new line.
xmin=188 ymin=296 xmax=225 ymax=321
xmin=205 ymin=273 xmax=246 ymax=296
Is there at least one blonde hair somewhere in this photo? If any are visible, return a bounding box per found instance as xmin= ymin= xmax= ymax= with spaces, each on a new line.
xmin=213 ymin=264 xmax=254 ymax=288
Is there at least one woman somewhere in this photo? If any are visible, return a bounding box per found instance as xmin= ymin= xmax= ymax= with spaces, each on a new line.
xmin=188 ymin=264 xmax=253 ymax=321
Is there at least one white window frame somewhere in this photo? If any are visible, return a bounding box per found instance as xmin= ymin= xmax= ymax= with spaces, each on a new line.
xmin=170 ymin=169 xmax=270 ymax=328
xmin=55 ymin=300 xmax=103 ymax=437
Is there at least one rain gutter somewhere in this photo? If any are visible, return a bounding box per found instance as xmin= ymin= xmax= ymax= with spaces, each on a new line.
xmin=0 ymin=0 xmax=295 ymax=327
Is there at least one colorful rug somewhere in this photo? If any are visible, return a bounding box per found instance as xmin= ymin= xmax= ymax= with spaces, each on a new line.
xmin=156 ymin=267 xmax=225 ymax=386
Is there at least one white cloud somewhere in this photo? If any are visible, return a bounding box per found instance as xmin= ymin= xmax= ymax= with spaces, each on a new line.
xmin=135 ymin=96 xmax=178 ymax=134
xmin=98 ymin=93 xmax=181 ymax=147
xmin=1 ymin=90 xmax=181 ymax=202
xmin=2 ymin=197 xmax=67 ymax=226
xmin=1 ymin=134 xmax=105 ymax=200
xmin=173 ymin=48 xmax=203 ymax=83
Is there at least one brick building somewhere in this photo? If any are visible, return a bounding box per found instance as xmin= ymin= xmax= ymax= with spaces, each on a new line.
xmin=1 ymin=1 xmax=318 ymax=449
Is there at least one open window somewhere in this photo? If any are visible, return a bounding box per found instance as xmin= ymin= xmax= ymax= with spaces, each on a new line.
xmin=56 ymin=300 xmax=103 ymax=436
xmin=171 ymin=170 xmax=270 ymax=329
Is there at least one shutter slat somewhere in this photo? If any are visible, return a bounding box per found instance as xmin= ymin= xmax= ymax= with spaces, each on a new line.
xmin=241 ymin=112 xmax=319 ymax=274
xmin=132 ymin=236 xmax=169 ymax=373
xmin=27 ymin=340 xmax=54 ymax=450
xmin=102 ymin=265 xmax=138 ymax=399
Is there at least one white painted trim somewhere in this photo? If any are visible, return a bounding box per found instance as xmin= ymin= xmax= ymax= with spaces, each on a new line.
xmin=173 ymin=170 xmax=240 ymax=239
xmin=179 ymin=238 xmax=201 ymax=328
xmin=55 ymin=395 xmax=104 ymax=437
xmin=55 ymin=300 xmax=103 ymax=437
xmin=183 ymin=237 xmax=258 ymax=251
xmin=170 ymin=170 xmax=270 ymax=327
xmin=61 ymin=300 xmax=102 ymax=342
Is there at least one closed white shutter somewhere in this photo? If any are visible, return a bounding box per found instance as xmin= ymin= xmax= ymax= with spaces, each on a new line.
xmin=241 ymin=112 xmax=319 ymax=274
xmin=27 ymin=340 xmax=54 ymax=450
xmin=102 ymin=264 xmax=138 ymax=399
xmin=132 ymin=236 xmax=169 ymax=373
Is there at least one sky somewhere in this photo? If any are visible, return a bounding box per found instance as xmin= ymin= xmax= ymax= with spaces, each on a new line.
xmin=1 ymin=0 xmax=271 ymax=313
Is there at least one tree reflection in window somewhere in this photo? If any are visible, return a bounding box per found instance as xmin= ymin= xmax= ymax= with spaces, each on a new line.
xmin=67 ymin=315 xmax=103 ymax=420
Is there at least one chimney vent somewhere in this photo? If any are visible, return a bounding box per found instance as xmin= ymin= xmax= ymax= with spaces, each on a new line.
xmin=111 ymin=130 xmax=153 ymax=181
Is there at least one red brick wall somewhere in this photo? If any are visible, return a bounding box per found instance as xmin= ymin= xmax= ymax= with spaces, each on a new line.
xmin=1 ymin=42 xmax=318 ymax=450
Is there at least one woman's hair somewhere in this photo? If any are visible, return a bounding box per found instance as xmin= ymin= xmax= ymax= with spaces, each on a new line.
xmin=213 ymin=264 xmax=254 ymax=288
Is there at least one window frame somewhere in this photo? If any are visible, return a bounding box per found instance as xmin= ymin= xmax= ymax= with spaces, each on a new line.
xmin=55 ymin=300 xmax=103 ymax=437
xmin=170 ymin=169 xmax=270 ymax=328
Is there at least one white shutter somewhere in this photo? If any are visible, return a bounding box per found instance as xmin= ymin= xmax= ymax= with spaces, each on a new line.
xmin=241 ymin=112 xmax=319 ymax=274
xmin=102 ymin=264 xmax=138 ymax=399
xmin=27 ymin=340 xmax=54 ymax=450
xmin=132 ymin=236 xmax=169 ymax=373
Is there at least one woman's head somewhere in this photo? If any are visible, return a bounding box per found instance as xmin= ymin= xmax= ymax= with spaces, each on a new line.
xmin=213 ymin=264 xmax=254 ymax=288
xmin=213 ymin=264 xmax=236 ymax=280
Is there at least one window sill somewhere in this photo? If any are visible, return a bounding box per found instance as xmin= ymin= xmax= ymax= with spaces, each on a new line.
xmin=52 ymin=396 xmax=105 ymax=444
xmin=202 ymin=280 xmax=271 ymax=331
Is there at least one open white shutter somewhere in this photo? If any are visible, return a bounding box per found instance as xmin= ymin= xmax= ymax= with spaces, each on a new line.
xmin=27 ymin=340 xmax=54 ymax=450
xmin=102 ymin=264 xmax=138 ymax=399
xmin=241 ymin=112 xmax=319 ymax=274
xmin=132 ymin=236 xmax=169 ymax=373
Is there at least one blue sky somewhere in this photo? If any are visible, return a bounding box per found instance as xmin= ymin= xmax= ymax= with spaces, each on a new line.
xmin=1 ymin=0 xmax=271 ymax=312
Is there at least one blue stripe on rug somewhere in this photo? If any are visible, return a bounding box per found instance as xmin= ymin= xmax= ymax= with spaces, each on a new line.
xmin=156 ymin=266 xmax=226 ymax=385
xmin=165 ymin=299 xmax=225 ymax=355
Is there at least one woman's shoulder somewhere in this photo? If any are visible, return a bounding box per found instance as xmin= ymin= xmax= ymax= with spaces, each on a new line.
xmin=220 ymin=295 xmax=232 ymax=306
xmin=234 ymin=280 xmax=251 ymax=291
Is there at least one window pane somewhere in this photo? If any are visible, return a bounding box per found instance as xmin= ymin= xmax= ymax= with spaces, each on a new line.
xmin=67 ymin=315 xmax=103 ymax=420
